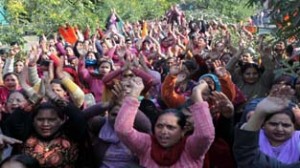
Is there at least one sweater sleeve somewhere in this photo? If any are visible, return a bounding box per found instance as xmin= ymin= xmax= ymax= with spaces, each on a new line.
xmin=132 ymin=68 xmax=155 ymax=93
xmin=186 ymin=101 xmax=215 ymax=159
xmin=3 ymin=57 xmax=14 ymax=75
xmin=61 ymin=77 xmax=85 ymax=108
xmin=55 ymin=42 xmax=67 ymax=56
xmin=78 ymin=60 xmax=92 ymax=81
xmin=102 ymin=69 xmax=123 ymax=88
xmin=115 ymin=96 xmax=151 ymax=156
xmin=28 ymin=65 xmax=42 ymax=86
xmin=161 ymin=75 xmax=186 ymax=108
xmin=219 ymin=74 xmax=236 ymax=101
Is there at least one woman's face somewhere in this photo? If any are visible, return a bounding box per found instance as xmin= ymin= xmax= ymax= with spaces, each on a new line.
xmin=87 ymin=53 xmax=96 ymax=60
xmin=242 ymin=67 xmax=259 ymax=84
xmin=6 ymin=92 xmax=28 ymax=113
xmin=215 ymin=42 xmax=225 ymax=52
xmin=66 ymin=47 xmax=74 ymax=56
xmin=14 ymin=61 xmax=24 ymax=73
xmin=162 ymin=37 xmax=175 ymax=47
xmin=51 ymin=83 xmax=67 ymax=99
xmin=33 ymin=109 xmax=65 ymax=138
xmin=220 ymin=53 xmax=231 ymax=64
xmin=122 ymin=70 xmax=135 ymax=80
xmin=98 ymin=62 xmax=111 ymax=75
xmin=154 ymin=113 xmax=183 ymax=148
xmin=241 ymin=53 xmax=253 ymax=63
xmin=1 ymin=161 xmax=26 ymax=168
xmin=4 ymin=74 xmax=19 ymax=90
xmin=263 ymin=113 xmax=295 ymax=146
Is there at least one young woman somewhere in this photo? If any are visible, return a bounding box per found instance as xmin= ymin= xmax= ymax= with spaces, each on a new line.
xmin=115 ymin=77 xmax=214 ymax=167
xmin=0 ymin=73 xmax=21 ymax=108
xmin=2 ymin=100 xmax=89 ymax=168
xmin=227 ymin=47 xmax=274 ymax=101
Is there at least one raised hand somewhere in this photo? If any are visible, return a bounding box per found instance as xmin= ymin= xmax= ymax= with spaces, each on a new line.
xmin=191 ymin=80 xmax=209 ymax=103
xmin=127 ymin=77 xmax=145 ymax=98
xmin=255 ymin=84 xmax=295 ymax=114
xmin=28 ymin=45 xmax=39 ymax=66
xmin=213 ymin=60 xmax=228 ymax=77
xmin=112 ymin=81 xmax=126 ymax=104
xmin=0 ymin=134 xmax=22 ymax=149
xmin=56 ymin=56 xmax=65 ymax=79
xmin=116 ymin=44 xmax=127 ymax=59
xmin=210 ymin=91 xmax=234 ymax=118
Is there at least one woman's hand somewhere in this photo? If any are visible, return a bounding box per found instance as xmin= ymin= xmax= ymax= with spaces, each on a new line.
xmin=213 ymin=60 xmax=228 ymax=78
xmin=122 ymin=77 xmax=144 ymax=98
xmin=0 ymin=134 xmax=22 ymax=149
xmin=191 ymin=80 xmax=209 ymax=103
xmin=210 ymin=91 xmax=234 ymax=118
xmin=56 ymin=56 xmax=66 ymax=80
xmin=28 ymin=45 xmax=39 ymax=66
xmin=256 ymin=84 xmax=295 ymax=114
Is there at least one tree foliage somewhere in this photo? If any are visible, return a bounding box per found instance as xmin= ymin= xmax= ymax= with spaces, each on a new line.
xmin=247 ymin=0 xmax=300 ymax=39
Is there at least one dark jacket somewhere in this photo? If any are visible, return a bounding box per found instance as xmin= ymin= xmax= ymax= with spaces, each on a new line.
xmin=233 ymin=125 xmax=300 ymax=168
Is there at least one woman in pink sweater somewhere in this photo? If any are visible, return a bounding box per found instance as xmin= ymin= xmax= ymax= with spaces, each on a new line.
xmin=115 ymin=77 xmax=215 ymax=168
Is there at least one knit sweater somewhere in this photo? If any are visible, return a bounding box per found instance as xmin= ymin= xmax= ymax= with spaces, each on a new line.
xmin=78 ymin=60 xmax=105 ymax=103
xmin=115 ymin=97 xmax=215 ymax=168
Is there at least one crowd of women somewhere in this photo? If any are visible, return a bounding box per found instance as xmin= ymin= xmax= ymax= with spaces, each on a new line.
xmin=0 ymin=4 xmax=299 ymax=168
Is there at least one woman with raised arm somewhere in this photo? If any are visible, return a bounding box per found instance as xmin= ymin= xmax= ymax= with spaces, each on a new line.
xmin=233 ymin=84 xmax=300 ymax=167
xmin=115 ymin=77 xmax=214 ymax=167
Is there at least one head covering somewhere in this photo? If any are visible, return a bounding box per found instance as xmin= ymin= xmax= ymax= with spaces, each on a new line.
xmin=240 ymin=98 xmax=264 ymax=123
xmin=198 ymin=73 xmax=221 ymax=92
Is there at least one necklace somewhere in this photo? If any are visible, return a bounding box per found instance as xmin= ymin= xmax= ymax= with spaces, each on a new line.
xmin=41 ymin=141 xmax=52 ymax=152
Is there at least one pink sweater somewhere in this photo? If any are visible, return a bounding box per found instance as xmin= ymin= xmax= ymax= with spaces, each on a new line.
xmin=115 ymin=97 xmax=215 ymax=168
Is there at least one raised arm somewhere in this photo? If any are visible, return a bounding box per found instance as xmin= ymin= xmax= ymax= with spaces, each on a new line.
xmin=161 ymin=64 xmax=186 ymax=108
xmin=57 ymin=57 xmax=84 ymax=108
xmin=233 ymin=84 xmax=297 ymax=167
xmin=115 ymin=77 xmax=151 ymax=155
xmin=185 ymin=80 xmax=215 ymax=158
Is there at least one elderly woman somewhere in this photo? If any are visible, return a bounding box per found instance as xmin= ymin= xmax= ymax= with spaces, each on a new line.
xmin=115 ymin=77 xmax=215 ymax=167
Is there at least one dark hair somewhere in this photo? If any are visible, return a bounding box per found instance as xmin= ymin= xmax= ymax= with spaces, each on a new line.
xmin=14 ymin=60 xmax=24 ymax=66
xmin=3 ymin=72 xmax=18 ymax=81
xmin=73 ymin=40 xmax=84 ymax=57
xmin=50 ymin=79 xmax=67 ymax=91
xmin=273 ymin=75 xmax=296 ymax=88
xmin=8 ymin=90 xmax=30 ymax=101
xmin=240 ymin=62 xmax=262 ymax=74
xmin=0 ymin=154 xmax=41 ymax=168
xmin=182 ymin=60 xmax=198 ymax=76
xmin=10 ymin=41 xmax=19 ymax=46
xmin=33 ymin=101 xmax=65 ymax=120
xmin=264 ymin=108 xmax=296 ymax=124
xmin=98 ymin=60 xmax=113 ymax=70
xmin=153 ymin=109 xmax=186 ymax=132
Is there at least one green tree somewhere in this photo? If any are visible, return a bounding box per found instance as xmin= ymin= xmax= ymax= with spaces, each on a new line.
xmin=0 ymin=0 xmax=259 ymax=44
xmin=247 ymin=0 xmax=300 ymax=39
